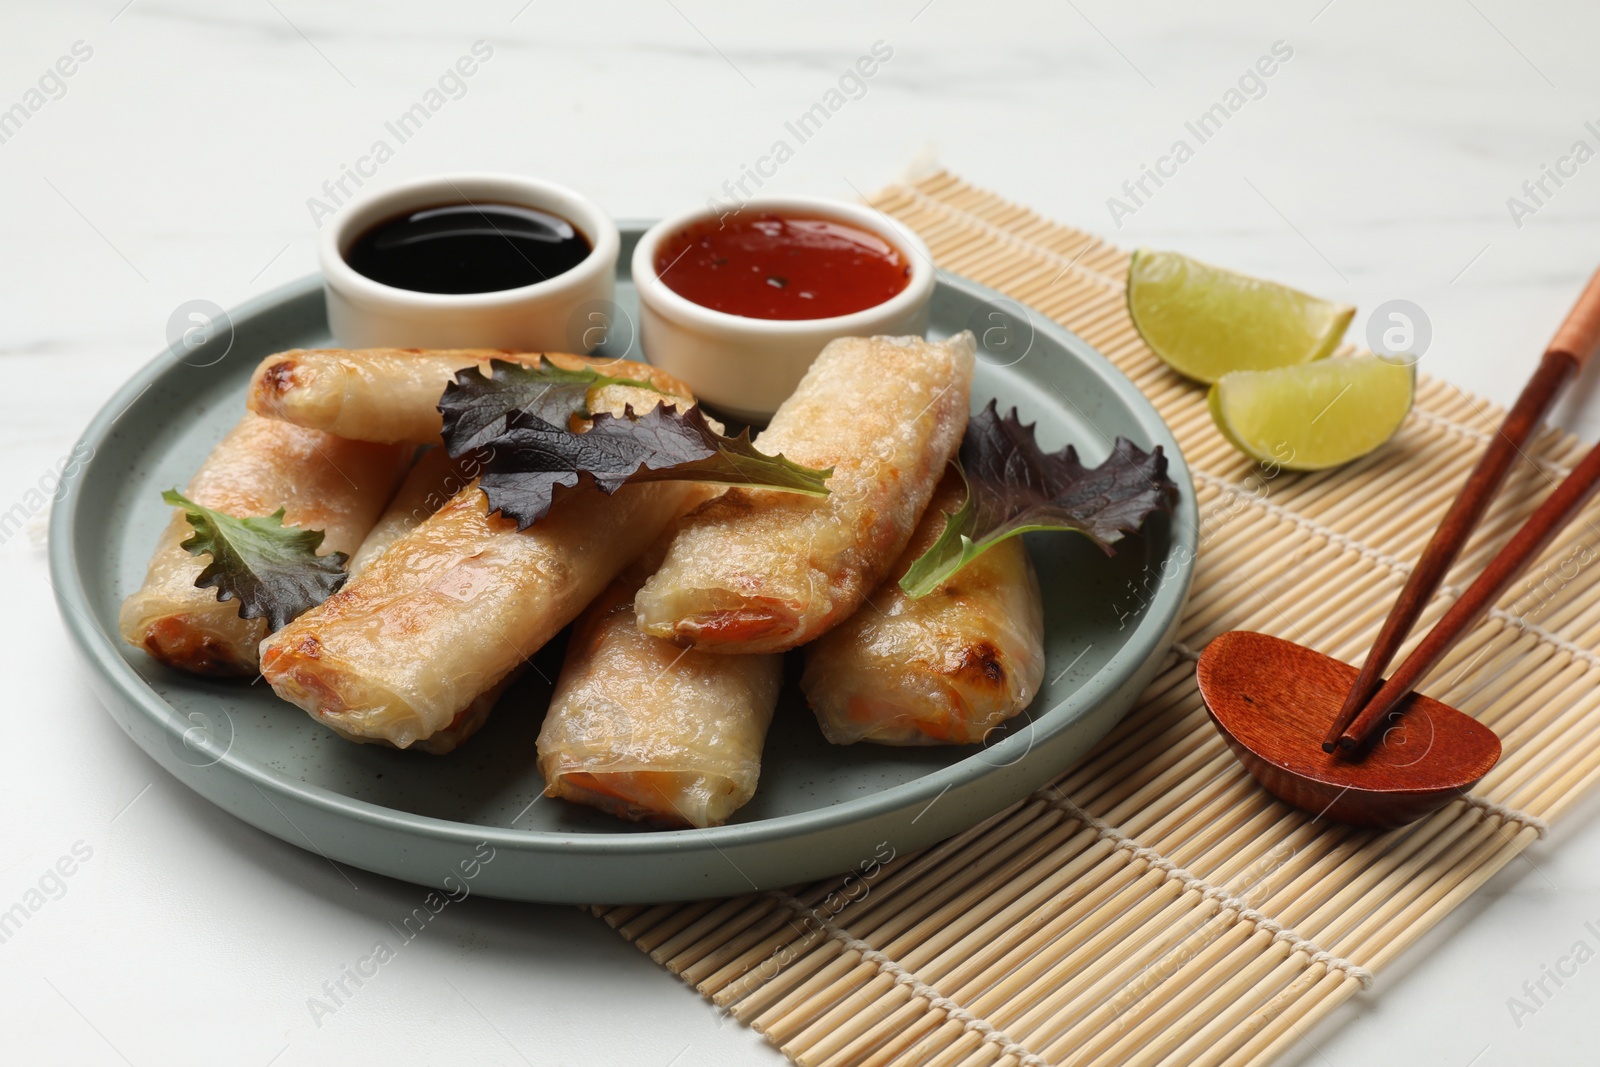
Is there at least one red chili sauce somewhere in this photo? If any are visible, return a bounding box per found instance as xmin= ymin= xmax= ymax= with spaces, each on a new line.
xmin=654 ymin=214 xmax=911 ymax=320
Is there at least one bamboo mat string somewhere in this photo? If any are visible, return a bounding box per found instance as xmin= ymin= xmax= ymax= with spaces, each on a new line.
xmin=591 ymin=170 xmax=1600 ymax=1067
xmin=1410 ymin=406 xmax=1574 ymax=479
xmin=764 ymin=890 xmax=1054 ymax=1067
xmin=1035 ymin=789 xmax=1375 ymax=988
xmin=1189 ymin=467 xmax=1600 ymax=672
xmin=1457 ymin=794 xmax=1549 ymax=837
xmin=1188 ymin=468 xmax=1416 ymax=574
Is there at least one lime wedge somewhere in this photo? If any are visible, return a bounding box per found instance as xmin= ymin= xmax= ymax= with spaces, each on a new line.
xmin=1209 ymin=356 xmax=1415 ymax=471
xmin=1128 ymin=249 xmax=1355 ymax=382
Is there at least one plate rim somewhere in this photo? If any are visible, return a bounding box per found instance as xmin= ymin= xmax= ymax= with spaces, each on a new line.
xmin=51 ymin=259 xmax=1196 ymax=860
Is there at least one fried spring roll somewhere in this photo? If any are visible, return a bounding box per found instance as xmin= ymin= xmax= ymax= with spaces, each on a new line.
xmin=118 ymin=414 xmax=410 ymax=676
xmin=248 ymin=348 xmax=688 ymax=444
xmin=537 ymin=530 xmax=782 ymax=828
xmin=801 ymin=471 xmax=1046 ymax=745
xmin=635 ymin=332 xmax=976 ymax=654
xmin=259 ymin=371 xmax=700 ymax=750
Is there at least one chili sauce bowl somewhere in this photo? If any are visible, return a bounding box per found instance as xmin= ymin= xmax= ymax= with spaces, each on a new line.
xmin=319 ymin=173 xmax=619 ymax=352
xmin=633 ymin=196 xmax=936 ymax=421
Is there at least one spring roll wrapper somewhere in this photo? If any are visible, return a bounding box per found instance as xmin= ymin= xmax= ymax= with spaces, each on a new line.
xmin=118 ymin=413 xmax=410 ymax=676
xmin=801 ymin=471 xmax=1046 ymax=745
xmin=260 ymin=375 xmax=698 ymax=750
xmin=635 ymin=332 xmax=976 ymax=654
xmin=248 ymin=348 xmax=691 ymax=445
xmin=327 ymin=446 xmax=508 ymax=754
xmin=347 ymin=447 xmax=486 ymax=578
xmin=537 ymin=534 xmax=782 ymax=829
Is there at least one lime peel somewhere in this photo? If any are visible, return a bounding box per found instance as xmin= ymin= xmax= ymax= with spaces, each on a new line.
xmin=1128 ymin=249 xmax=1355 ymax=383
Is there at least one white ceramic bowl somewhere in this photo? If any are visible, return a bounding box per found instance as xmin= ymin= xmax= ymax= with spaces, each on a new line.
xmin=319 ymin=173 xmax=619 ymax=352
xmin=633 ymin=196 xmax=936 ymax=421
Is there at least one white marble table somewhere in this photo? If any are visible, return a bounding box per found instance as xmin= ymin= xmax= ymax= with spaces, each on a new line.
xmin=4 ymin=1 xmax=1599 ymax=1063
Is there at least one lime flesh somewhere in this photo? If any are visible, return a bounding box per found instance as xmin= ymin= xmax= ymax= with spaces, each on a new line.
xmin=1209 ymin=356 xmax=1415 ymax=471
xmin=1128 ymin=249 xmax=1355 ymax=383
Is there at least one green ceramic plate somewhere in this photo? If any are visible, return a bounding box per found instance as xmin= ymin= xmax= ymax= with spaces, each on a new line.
xmin=50 ymin=225 xmax=1196 ymax=904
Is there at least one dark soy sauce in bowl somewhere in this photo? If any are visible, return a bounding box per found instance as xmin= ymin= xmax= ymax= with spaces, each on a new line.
xmin=345 ymin=203 xmax=592 ymax=295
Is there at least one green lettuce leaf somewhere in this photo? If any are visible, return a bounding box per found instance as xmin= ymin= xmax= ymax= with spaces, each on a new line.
xmin=163 ymin=489 xmax=348 ymax=631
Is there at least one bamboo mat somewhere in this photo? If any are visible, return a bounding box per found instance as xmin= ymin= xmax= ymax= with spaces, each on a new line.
xmin=589 ymin=171 xmax=1600 ymax=1066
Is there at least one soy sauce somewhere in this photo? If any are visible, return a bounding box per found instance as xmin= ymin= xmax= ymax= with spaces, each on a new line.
xmin=345 ymin=203 xmax=591 ymax=294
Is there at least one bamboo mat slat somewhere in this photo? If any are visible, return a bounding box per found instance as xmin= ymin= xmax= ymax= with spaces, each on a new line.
xmin=589 ymin=171 xmax=1600 ymax=1067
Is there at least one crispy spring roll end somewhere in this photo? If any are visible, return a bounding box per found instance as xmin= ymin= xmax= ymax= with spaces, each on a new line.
xmin=119 ymin=595 xmax=265 ymax=677
xmin=260 ymin=634 xmax=463 ymax=751
xmin=248 ymin=353 xmax=339 ymax=427
xmin=119 ymin=512 xmax=267 ymax=675
xmin=540 ymin=579 xmax=781 ymax=828
xmin=541 ymin=771 xmax=747 ymax=830
xmin=311 ymin=669 xmax=521 ymax=755
xmin=643 ymin=594 xmax=793 ymax=650
xmin=802 ymin=474 xmax=1046 ymax=746
xmin=808 ymin=635 xmax=1028 ymax=746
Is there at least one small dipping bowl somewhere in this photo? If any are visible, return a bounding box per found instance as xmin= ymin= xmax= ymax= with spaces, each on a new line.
xmin=633 ymin=196 xmax=936 ymax=421
xmin=319 ymin=173 xmax=619 ymax=351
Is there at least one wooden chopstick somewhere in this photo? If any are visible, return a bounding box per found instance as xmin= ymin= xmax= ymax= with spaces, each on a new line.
xmin=1340 ymin=428 xmax=1600 ymax=748
xmin=1323 ymin=268 xmax=1600 ymax=751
